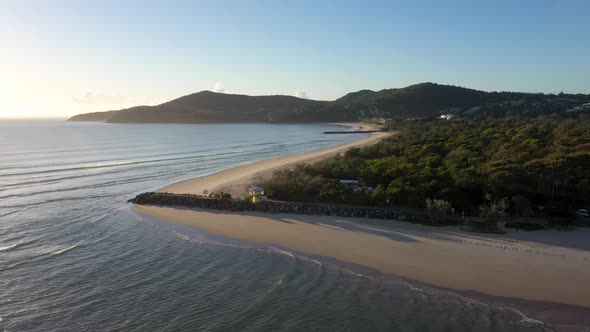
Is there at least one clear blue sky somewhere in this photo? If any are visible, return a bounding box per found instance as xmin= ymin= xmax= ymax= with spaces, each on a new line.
xmin=1 ymin=0 xmax=589 ymax=117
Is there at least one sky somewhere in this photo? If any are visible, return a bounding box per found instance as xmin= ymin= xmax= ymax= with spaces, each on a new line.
xmin=1 ymin=0 xmax=589 ymax=118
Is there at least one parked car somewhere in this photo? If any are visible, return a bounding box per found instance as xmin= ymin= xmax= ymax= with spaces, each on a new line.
xmin=576 ymin=208 xmax=589 ymax=218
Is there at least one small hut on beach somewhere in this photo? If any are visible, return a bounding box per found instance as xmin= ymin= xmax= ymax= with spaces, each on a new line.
xmin=248 ymin=186 xmax=267 ymax=203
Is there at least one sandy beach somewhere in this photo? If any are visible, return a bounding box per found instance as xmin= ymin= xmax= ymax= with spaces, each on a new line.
xmin=159 ymin=123 xmax=392 ymax=198
xmin=136 ymin=122 xmax=590 ymax=318
xmin=135 ymin=205 xmax=590 ymax=310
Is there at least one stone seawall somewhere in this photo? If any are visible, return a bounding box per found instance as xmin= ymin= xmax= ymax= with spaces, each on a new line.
xmin=129 ymin=192 xmax=462 ymax=226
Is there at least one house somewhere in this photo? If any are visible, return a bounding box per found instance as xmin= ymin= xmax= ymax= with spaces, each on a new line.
xmin=248 ymin=186 xmax=267 ymax=203
xmin=339 ymin=179 xmax=359 ymax=185
xmin=339 ymin=179 xmax=373 ymax=192
xmin=568 ymin=103 xmax=590 ymax=112
xmin=353 ymin=186 xmax=373 ymax=193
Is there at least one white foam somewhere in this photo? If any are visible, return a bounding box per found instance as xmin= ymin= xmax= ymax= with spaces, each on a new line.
xmin=506 ymin=307 xmax=546 ymax=326
xmin=190 ymin=239 xmax=206 ymax=245
xmin=340 ymin=268 xmax=365 ymax=278
xmin=0 ymin=243 xmax=18 ymax=251
xmin=207 ymin=241 xmax=243 ymax=249
xmin=48 ymin=244 xmax=78 ymax=257
xmin=298 ymin=255 xmax=323 ymax=266
xmin=399 ymin=279 xmax=546 ymax=326
xmin=172 ymin=231 xmax=190 ymax=241
xmin=268 ymin=247 xmax=295 ymax=259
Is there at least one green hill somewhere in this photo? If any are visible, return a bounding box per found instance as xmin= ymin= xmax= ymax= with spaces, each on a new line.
xmin=68 ymin=83 xmax=582 ymax=123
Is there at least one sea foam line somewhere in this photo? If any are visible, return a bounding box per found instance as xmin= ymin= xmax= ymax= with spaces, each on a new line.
xmin=0 ymin=243 xmax=19 ymax=251
xmin=0 ymin=151 xmax=242 ymax=177
xmin=47 ymin=244 xmax=79 ymax=257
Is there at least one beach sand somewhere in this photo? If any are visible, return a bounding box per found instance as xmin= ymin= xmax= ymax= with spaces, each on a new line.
xmin=159 ymin=123 xmax=392 ymax=198
xmin=135 ymin=205 xmax=590 ymax=310
xmin=136 ymin=122 xmax=590 ymax=318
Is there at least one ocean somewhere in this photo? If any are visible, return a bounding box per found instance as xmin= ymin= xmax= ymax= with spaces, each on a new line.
xmin=0 ymin=120 xmax=553 ymax=331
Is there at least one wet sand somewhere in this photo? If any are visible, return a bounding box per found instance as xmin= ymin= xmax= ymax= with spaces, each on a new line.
xmin=135 ymin=205 xmax=590 ymax=311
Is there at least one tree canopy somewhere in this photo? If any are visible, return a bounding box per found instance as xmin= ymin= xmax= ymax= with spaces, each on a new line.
xmin=262 ymin=116 xmax=590 ymax=218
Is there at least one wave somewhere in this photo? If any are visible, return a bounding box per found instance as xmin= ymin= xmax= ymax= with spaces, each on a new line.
xmin=0 ymin=154 xmax=247 ymax=197
xmin=47 ymin=244 xmax=78 ymax=257
xmin=265 ymin=246 xmax=295 ymax=259
xmin=396 ymin=279 xmax=548 ymax=327
xmin=2 ymin=151 xmax=243 ymax=190
xmin=0 ymin=173 xmax=197 ymax=200
xmin=0 ymin=243 xmax=80 ymax=273
xmin=0 ymin=209 xmax=21 ymax=217
xmin=0 ymin=239 xmax=37 ymax=251
xmin=0 ymin=243 xmax=19 ymax=251
xmin=204 ymin=240 xmax=244 ymax=249
xmin=2 ymin=193 xmax=117 ymax=209
xmin=298 ymin=255 xmax=323 ymax=267
xmin=337 ymin=267 xmax=366 ymax=278
xmin=0 ymin=145 xmax=222 ymax=170
xmin=0 ymin=151 xmax=243 ymax=177
xmin=172 ymin=231 xmax=190 ymax=241
xmin=507 ymin=307 xmax=546 ymax=326
xmin=0 ymin=138 xmax=284 ymax=166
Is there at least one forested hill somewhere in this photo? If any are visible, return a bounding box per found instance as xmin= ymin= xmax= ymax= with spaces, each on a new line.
xmin=68 ymin=83 xmax=588 ymax=123
xmin=331 ymin=83 xmax=528 ymax=117
xmin=69 ymin=91 xmax=335 ymax=123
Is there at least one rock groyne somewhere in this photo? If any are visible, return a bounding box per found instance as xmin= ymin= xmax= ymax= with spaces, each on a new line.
xmin=129 ymin=192 xmax=461 ymax=226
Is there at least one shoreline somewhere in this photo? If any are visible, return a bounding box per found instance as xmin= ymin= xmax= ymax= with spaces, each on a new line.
xmin=159 ymin=122 xmax=392 ymax=198
xmin=133 ymin=121 xmax=590 ymax=326
xmin=134 ymin=205 xmax=590 ymax=321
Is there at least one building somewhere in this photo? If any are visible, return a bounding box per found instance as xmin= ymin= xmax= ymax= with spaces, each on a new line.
xmin=248 ymin=186 xmax=267 ymax=203
xmin=339 ymin=179 xmax=359 ymax=185
xmin=339 ymin=179 xmax=373 ymax=192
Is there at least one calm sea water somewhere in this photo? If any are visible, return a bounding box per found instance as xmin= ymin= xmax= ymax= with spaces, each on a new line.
xmin=0 ymin=120 xmax=553 ymax=331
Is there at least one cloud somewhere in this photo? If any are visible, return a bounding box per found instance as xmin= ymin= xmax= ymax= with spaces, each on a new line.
xmin=72 ymin=92 xmax=128 ymax=105
xmin=213 ymin=81 xmax=226 ymax=93
xmin=295 ymin=90 xmax=308 ymax=99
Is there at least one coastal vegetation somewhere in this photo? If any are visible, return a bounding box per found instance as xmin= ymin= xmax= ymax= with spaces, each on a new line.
xmin=68 ymin=82 xmax=590 ymax=123
xmin=261 ymin=115 xmax=590 ymax=223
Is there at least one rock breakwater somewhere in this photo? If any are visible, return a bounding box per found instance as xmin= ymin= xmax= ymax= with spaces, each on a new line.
xmin=130 ymin=192 xmax=462 ymax=226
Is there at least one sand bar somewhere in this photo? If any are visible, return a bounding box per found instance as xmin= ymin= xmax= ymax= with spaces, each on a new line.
xmin=135 ymin=205 xmax=590 ymax=309
xmin=159 ymin=122 xmax=393 ymax=198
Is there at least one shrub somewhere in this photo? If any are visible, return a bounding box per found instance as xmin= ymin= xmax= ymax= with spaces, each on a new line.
xmin=209 ymin=192 xmax=232 ymax=199
xmin=426 ymin=198 xmax=452 ymax=213
xmin=504 ymin=222 xmax=545 ymax=231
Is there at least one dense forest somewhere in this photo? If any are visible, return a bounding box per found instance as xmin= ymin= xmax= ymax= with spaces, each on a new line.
xmin=262 ymin=115 xmax=590 ymax=220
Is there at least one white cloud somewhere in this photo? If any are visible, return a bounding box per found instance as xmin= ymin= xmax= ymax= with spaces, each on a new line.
xmin=213 ymin=81 xmax=226 ymax=93
xmin=72 ymin=91 xmax=128 ymax=105
xmin=295 ymin=90 xmax=308 ymax=99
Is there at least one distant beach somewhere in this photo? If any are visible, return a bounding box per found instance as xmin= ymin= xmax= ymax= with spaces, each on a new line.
xmin=159 ymin=122 xmax=392 ymax=198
